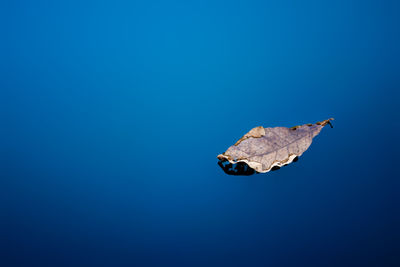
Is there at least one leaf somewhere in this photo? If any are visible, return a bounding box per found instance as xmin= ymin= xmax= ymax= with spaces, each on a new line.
xmin=217 ymin=118 xmax=334 ymax=175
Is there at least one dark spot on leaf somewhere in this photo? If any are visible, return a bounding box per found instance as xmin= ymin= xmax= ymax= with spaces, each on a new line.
xmin=271 ymin=166 xmax=281 ymax=171
xmin=217 ymin=160 xmax=256 ymax=176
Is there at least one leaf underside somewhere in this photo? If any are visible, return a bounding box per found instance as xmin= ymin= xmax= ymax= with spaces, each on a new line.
xmin=217 ymin=118 xmax=333 ymax=175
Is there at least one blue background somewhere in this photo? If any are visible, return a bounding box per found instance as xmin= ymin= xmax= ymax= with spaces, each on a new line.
xmin=1 ymin=0 xmax=399 ymax=266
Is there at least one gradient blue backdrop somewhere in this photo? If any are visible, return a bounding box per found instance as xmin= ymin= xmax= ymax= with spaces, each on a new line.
xmin=1 ymin=0 xmax=399 ymax=266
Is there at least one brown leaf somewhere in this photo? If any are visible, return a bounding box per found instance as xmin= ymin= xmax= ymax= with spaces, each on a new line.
xmin=217 ymin=118 xmax=333 ymax=174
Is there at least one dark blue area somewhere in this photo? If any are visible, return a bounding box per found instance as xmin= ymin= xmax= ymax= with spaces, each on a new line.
xmin=1 ymin=1 xmax=399 ymax=266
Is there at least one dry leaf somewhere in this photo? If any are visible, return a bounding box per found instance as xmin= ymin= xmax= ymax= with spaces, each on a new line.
xmin=217 ymin=118 xmax=334 ymax=175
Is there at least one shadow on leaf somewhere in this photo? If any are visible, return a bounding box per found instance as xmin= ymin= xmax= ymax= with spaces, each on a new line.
xmin=217 ymin=160 xmax=256 ymax=176
xmin=217 ymin=156 xmax=299 ymax=176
